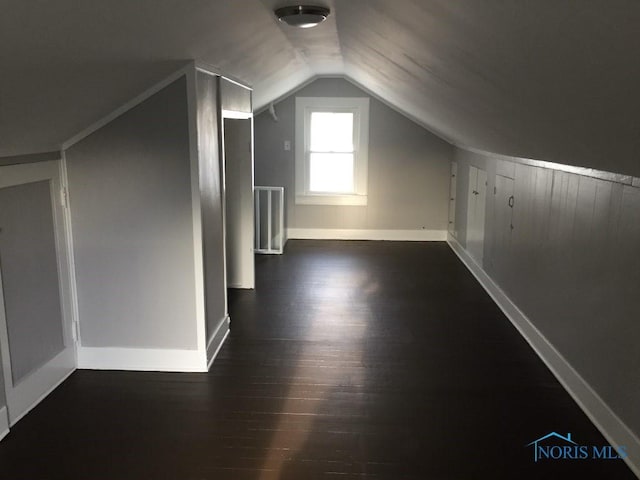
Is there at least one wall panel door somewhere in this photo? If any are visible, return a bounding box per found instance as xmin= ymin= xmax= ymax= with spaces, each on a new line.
xmin=466 ymin=166 xmax=487 ymax=265
xmin=0 ymin=161 xmax=75 ymax=426
xmin=491 ymin=174 xmax=514 ymax=285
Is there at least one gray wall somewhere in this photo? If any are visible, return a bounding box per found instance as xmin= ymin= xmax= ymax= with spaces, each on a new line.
xmin=254 ymin=78 xmax=453 ymax=231
xmin=453 ymin=146 xmax=640 ymax=440
xmin=0 ymin=344 xmax=4 ymax=410
xmin=66 ymin=76 xmax=198 ymax=350
xmin=196 ymin=71 xmax=227 ymax=343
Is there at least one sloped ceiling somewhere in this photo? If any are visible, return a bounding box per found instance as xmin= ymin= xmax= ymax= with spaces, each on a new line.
xmin=2 ymin=1 xmax=640 ymax=175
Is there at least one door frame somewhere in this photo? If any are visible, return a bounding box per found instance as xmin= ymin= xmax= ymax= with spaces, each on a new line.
xmin=0 ymin=160 xmax=77 ymax=427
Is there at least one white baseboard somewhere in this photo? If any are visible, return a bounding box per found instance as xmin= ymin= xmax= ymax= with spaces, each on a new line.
xmin=0 ymin=406 xmax=9 ymax=441
xmin=8 ymin=361 xmax=76 ymax=427
xmin=77 ymin=346 xmax=207 ymax=373
xmin=287 ymin=228 xmax=447 ymax=241
xmin=447 ymin=234 xmax=640 ymax=477
xmin=207 ymin=315 xmax=231 ymax=369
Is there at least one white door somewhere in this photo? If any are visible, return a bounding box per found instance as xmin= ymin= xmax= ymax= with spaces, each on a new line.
xmin=492 ymin=174 xmax=515 ymax=276
xmin=0 ymin=160 xmax=76 ymax=426
xmin=466 ymin=166 xmax=487 ymax=265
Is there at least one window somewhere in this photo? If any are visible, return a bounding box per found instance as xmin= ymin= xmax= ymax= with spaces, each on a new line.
xmin=295 ymin=97 xmax=369 ymax=205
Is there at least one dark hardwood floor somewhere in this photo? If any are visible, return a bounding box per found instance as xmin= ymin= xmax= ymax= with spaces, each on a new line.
xmin=0 ymin=240 xmax=635 ymax=479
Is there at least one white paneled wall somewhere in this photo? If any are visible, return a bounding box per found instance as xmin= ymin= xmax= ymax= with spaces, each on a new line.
xmin=452 ymin=147 xmax=640 ymax=476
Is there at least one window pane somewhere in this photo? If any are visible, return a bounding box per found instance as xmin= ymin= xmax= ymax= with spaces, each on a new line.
xmin=310 ymin=112 xmax=353 ymax=152
xmin=309 ymin=153 xmax=354 ymax=193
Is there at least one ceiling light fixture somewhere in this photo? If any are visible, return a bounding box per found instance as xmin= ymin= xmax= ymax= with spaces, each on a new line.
xmin=275 ymin=5 xmax=330 ymax=28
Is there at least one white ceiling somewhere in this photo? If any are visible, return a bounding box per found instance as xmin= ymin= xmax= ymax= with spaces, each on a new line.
xmin=2 ymin=1 xmax=640 ymax=175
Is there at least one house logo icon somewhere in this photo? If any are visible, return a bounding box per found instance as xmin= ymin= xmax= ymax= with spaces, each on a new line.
xmin=527 ymin=432 xmax=576 ymax=462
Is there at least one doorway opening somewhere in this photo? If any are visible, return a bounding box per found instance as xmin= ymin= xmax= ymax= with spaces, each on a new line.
xmin=222 ymin=116 xmax=255 ymax=291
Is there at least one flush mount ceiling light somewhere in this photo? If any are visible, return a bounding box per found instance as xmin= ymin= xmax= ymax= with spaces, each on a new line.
xmin=275 ymin=5 xmax=330 ymax=28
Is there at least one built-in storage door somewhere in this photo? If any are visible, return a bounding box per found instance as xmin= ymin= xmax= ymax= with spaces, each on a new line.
xmin=492 ymin=174 xmax=515 ymax=278
xmin=466 ymin=166 xmax=487 ymax=265
xmin=0 ymin=161 xmax=75 ymax=426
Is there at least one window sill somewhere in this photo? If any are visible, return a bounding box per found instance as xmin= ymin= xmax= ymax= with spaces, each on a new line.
xmin=295 ymin=194 xmax=368 ymax=206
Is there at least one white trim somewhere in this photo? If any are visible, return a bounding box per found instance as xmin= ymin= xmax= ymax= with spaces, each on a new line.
xmin=185 ymin=66 xmax=209 ymax=360
xmin=255 ymin=186 xmax=285 ymax=254
xmin=60 ymin=153 xmax=80 ymax=351
xmin=0 ymin=406 xmax=8 ymax=441
xmin=227 ymin=283 xmax=254 ymax=289
xmin=295 ymin=96 xmax=369 ymax=206
xmin=208 ymin=330 xmax=230 ymax=370
xmin=62 ymin=62 xmax=194 ymax=150
xmin=217 ymin=75 xmax=230 ymax=318
xmin=9 ymin=365 xmax=75 ymax=427
xmin=447 ymin=234 xmax=640 ymax=478
xmin=287 ymin=228 xmax=447 ymax=241
xmin=295 ymin=194 xmax=367 ymax=206
xmin=221 ymin=109 xmax=253 ymax=120
xmin=206 ymin=315 xmax=230 ymax=356
xmin=206 ymin=315 xmax=231 ymax=370
xmin=77 ymin=347 xmax=207 ymax=373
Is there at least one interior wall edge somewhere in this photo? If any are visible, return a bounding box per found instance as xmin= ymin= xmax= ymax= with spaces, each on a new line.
xmin=186 ymin=66 xmax=208 ymax=358
xmin=66 ymin=75 xmax=199 ymax=351
xmin=194 ymin=70 xmax=229 ymax=357
xmin=287 ymin=228 xmax=448 ymax=242
xmin=62 ymin=61 xmax=195 ymax=151
xmin=447 ymin=234 xmax=640 ymax=478
xmin=59 ymin=152 xmax=81 ymax=353
xmin=77 ymin=346 xmax=207 ymax=373
xmin=0 ymin=406 xmax=8 ymax=442
xmin=195 ymin=61 xmax=252 ymax=90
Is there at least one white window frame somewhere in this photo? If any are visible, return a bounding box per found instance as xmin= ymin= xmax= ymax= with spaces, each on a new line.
xmin=295 ymin=97 xmax=369 ymax=206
